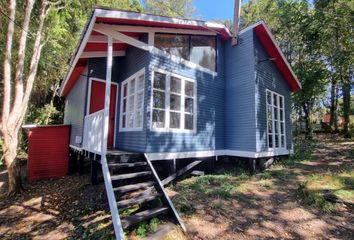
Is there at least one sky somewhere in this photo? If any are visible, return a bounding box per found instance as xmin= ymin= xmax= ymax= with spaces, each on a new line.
xmin=193 ymin=0 xmax=246 ymax=21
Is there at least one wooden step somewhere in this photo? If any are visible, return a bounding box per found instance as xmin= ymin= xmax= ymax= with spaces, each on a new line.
xmin=117 ymin=193 xmax=162 ymax=209
xmin=108 ymin=162 xmax=147 ymax=168
xmin=113 ymin=181 xmax=155 ymax=194
xmin=111 ymin=171 xmax=151 ymax=181
xmin=121 ymin=207 xmax=169 ymax=229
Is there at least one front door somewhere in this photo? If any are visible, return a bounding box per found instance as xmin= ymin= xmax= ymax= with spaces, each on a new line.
xmin=89 ymin=80 xmax=118 ymax=149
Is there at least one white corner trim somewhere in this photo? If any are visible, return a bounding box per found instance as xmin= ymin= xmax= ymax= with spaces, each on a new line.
xmin=145 ymin=149 xmax=290 ymax=161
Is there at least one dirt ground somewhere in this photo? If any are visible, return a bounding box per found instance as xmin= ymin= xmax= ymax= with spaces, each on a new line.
xmin=0 ymin=134 xmax=353 ymax=239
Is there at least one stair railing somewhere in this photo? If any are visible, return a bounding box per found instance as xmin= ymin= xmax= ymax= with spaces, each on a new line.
xmin=144 ymin=154 xmax=187 ymax=232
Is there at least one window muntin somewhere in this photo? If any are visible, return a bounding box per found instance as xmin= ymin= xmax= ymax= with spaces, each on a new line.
xmin=151 ymin=70 xmax=196 ymax=132
xmin=266 ymin=90 xmax=286 ymax=149
xmin=154 ymin=33 xmax=216 ymax=71
xmin=120 ymin=68 xmax=145 ymax=131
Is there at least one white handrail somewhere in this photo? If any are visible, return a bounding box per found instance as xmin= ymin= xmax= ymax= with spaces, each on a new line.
xmin=82 ymin=109 xmax=104 ymax=154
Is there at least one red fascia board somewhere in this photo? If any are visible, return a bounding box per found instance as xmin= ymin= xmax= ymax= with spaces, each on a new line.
xmin=61 ymin=60 xmax=86 ymax=97
xmin=253 ymin=24 xmax=301 ymax=92
xmin=84 ymin=42 xmax=128 ymax=52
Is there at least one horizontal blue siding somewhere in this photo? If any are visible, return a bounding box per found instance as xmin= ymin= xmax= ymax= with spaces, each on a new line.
xmin=145 ymin=36 xmax=225 ymax=153
xmin=225 ymin=30 xmax=257 ymax=152
xmin=64 ymin=67 xmax=88 ymax=147
xmin=254 ymin=36 xmax=292 ymax=151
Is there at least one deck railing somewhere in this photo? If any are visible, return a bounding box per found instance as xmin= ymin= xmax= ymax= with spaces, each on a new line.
xmin=82 ymin=110 xmax=104 ymax=154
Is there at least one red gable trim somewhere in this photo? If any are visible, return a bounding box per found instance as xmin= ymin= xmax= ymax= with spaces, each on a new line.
xmin=253 ymin=23 xmax=301 ymax=92
xmin=61 ymin=60 xmax=86 ymax=97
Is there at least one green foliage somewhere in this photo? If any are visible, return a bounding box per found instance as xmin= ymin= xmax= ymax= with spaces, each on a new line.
xmin=26 ymin=104 xmax=63 ymax=125
xmin=134 ymin=217 xmax=160 ymax=237
xmin=144 ymin=0 xmax=196 ymax=18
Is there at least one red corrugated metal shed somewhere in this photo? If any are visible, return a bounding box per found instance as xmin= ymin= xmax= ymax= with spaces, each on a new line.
xmin=26 ymin=125 xmax=70 ymax=181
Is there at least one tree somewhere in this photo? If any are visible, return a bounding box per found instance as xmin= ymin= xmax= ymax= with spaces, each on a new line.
xmin=0 ymin=0 xmax=65 ymax=194
xmin=144 ymin=0 xmax=195 ymax=18
xmin=315 ymin=0 xmax=354 ymax=137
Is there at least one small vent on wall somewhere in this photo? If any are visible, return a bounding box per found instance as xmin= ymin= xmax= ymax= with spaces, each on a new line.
xmin=75 ymin=136 xmax=82 ymax=144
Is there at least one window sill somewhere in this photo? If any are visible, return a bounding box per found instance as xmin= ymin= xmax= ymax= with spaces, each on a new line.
xmin=119 ymin=127 xmax=143 ymax=132
xmin=150 ymin=127 xmax=196 ymax=134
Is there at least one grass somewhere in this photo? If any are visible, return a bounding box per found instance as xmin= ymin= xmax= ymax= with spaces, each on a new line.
xmin=306 ymin=171 xmax=354 ymax=203
xmin=296 ymin=182 xmax=335 ymax=213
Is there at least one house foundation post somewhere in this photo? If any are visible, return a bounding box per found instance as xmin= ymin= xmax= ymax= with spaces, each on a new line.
xmin=91 ymin=158 xmax=99 ymax=185
xmin=248 ymin=158 xmax=257 ymax=174
xmin=78 ymin=152 xmax=85 ymax=174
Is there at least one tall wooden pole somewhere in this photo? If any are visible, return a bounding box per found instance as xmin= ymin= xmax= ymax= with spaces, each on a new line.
xmin=232 ymin=0 xmax=241 ymax=45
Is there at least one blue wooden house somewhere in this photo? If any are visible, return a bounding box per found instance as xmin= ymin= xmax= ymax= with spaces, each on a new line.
xmin=60 ymin=6 xmax=301 ymax=238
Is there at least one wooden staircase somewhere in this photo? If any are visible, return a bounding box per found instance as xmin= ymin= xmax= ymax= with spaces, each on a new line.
xmin=103 ymin=151 xmax=185 ymax=237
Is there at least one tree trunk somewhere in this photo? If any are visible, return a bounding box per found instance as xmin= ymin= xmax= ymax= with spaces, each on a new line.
xmin=329 ymin=77 xmax=336 ymax=130
xmin=2 ymin=128 xmax=22 ymax=194
xmin=334 ymin=86 xmax=339 ymax=132
xmin=342 ymin=76 xmax=351 ymax=138
xmin=303 ymin=103 xmax=313 ymax=140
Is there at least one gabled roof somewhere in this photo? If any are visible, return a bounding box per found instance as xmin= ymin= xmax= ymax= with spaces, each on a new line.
xmin=240 ymin=21 xmax=301 ymax=92
xmin=59 ymin=7 xmax=232 ymax=96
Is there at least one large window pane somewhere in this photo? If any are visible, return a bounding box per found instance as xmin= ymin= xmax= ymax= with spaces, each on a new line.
xmin=170 ymin=94 xmax=181 ymax=111
xmin=171 ymin=77 xmax=181 ymax=93
xmin=155 ymin=34 xmax=190 ymax=60
xmin=137 ymin=74 xmax=145 ymax=90
xmin=129 ymin=79 xmax=135 ymax=94
xmin=185 ymin=81 xmax=194 ymax=97
xmin=135 ymin=110 xmax=143 ymax=128
xmin=152 ymin=110 xmax=165 ymax=128
xmin=185 ymin=98 xmax=194 ymax=113
xmin=190 ymin=36 xmax=216 ymax=71
xmin=153 ymin=91 xmax=165 ymax=109
xmin=170 ymin=112 xmax=180 ymax=129
xmin=136 ymin=92 xmax=144 ymax=109
xmin=154 ymin=72 xmax=166 ymax=90
xmin=185 ymin=114 xmax=193 ymax=130
xmin=128 ymin=96 xmax=134 ymax=111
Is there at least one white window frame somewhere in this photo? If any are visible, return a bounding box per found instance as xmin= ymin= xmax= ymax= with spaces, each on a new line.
xmin=150 ymin=68 xmax=197 ymax=133
xmin=119 ymin=68 xmax=145 ymax=132
xmin=266 ymin=89 xmax=286 ymax=150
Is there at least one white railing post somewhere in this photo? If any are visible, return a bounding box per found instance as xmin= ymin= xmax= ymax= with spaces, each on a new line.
xmin=101 ymin=36 xmax=124 ymax=239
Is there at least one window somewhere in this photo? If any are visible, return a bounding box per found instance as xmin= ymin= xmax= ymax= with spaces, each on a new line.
xmin=120 ymin=68 xmax=145 ymax=131
xmin=151 ymin=70 xmax=196 ymax=132
xmin=266 ymin=90 xmax=286 ymax=149
xmin=155 ymin=34 xmax=216 ymax=71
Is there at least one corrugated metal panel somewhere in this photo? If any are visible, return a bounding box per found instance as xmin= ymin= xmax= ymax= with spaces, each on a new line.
xmin=27 ymin=125 xmax=70 ymax=181
xmin=64 ymin=67 xmax=87 ymax=147
xmin=145 ymin=36 xmax=225 ymax=153
xmin=254 ymin=36 xmax=292 ymax=151
xmin=224 ymin=30 xmax=257 ymax=152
